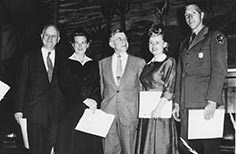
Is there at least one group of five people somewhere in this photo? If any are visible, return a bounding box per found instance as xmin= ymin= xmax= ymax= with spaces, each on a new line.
xmin=14 ymin=2 xmax=227 ymax=154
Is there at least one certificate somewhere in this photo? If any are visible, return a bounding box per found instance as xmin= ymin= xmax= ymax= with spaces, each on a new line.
xmin=0 ymin=80 xmax=10 ymax=101
xmin=75 ymin=109 xmax=115 ymax=138
xmin=19 ymin=118 xmax=29 ymax=149
xmin=188 ymin=109 xmax=225 ymax=139
xmin=139 ymin=91 xmax=172 ymax=118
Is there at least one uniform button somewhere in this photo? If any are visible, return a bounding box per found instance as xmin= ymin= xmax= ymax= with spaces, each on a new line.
xmin=186 ymin=63 xmax=189 ymax=66
xmin=117 ymin=90 xmax=119 ymax=93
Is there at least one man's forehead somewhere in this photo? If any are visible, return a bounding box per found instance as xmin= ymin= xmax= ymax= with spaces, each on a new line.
xmin=112 ymin=32 xmax=127 ymax=40
xmin=44 ymin=26 xmax=58 ymax=34
xmin=185 ymin=4 xmax=201 ymax=13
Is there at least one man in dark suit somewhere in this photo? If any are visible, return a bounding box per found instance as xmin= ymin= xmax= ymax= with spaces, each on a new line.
xmin=173 ymin=2 xmax=228 ymax=154
xmin=99 ymin=29 xmax=145 ymax=154
xmin=14 ymin=24 xmax=62 ymax=154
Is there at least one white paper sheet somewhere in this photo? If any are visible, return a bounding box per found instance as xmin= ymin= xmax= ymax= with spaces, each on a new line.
xmin=50 ymin=147 xmax=54 ymax=154
xmin=75 ymin=109 xmax=115 ymax=138
xmin=139 ymin=91 xmax=172 ymax=118
xmin=19 ymin=118 xmax=29 ymax=149
xmin=0 ymin=80 xmax=10 ymax=101
xmin=188 ymin=109 xmax=225 ymax=139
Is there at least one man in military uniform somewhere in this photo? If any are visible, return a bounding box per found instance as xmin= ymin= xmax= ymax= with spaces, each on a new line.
xmin=173 ymin=2 xmax=228 ymax=154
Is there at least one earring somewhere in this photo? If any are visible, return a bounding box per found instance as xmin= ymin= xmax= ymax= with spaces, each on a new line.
xmin=163 ymin=42 xmax=168 ymax=48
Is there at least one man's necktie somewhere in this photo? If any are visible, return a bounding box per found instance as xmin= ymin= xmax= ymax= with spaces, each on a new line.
xmin=47 ymin=52 xmax=53 ymax=82
xmin=187 ymin=33 xmax=196 ymax=49
xmin=190 ymin=33 xmax=196 ymax=44
xmin=116 ymin=55 xmax=122 ymax=85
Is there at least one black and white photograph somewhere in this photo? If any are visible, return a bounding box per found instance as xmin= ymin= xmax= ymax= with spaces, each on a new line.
xmin=0 ymin=0 xmax=235 ymax=154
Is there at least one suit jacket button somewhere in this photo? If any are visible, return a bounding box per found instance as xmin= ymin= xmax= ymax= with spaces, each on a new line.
xmin=186 ymin=63 xmax=190 ymax=66
xmin=117 ymin=90 xmax=119 ymax=93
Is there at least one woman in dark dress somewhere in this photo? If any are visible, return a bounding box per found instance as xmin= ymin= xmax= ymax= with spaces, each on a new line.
xmin=135 ymin=24 xmax=179 ymax=154
xmin=55 ymin=31 xmax=103 ymax=154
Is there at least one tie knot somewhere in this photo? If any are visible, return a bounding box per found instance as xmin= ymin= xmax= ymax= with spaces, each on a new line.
xmin=48 ymin=51 xmax=51 ymax=56
xmin=117 ymin=54 xmax=121 ymax=58
xmin=191 ymin=33 xmax=196 ymax=40
xmin=189 ymin=33 xmax=196 ymax=45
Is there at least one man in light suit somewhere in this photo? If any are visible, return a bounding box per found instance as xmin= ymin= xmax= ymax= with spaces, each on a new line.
xmin=173 ymin=2 xmax=227 ymax=154
xmin=14 ymin=24 xmax=62 ymax=154
xmin=99 ymin=29 xmax=145 ymax=154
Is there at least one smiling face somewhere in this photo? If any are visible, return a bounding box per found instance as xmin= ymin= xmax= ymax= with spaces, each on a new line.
xmin=109 ymin=32 xmax=129 ymax=54
xmin=185 ymin=4 xmax=204 ymax=32
xmin=149 ymin=34 xmax=165 ymax=56
xmin=72 ymin=35 xmax=89 ymax=55
xmin=41 ymin=25 xmax=60 ymax=50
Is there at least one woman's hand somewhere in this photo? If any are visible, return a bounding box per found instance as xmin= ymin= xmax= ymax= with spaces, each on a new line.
xmin=83 ymin=98 xmax=97 ymax=113
xmin=150 ymin=97 xmax=168 ymax=119
xmin=151 ymin=105 xmax=162 ymax=118
xmin=172 ymin=103 xmax=180 ymax=122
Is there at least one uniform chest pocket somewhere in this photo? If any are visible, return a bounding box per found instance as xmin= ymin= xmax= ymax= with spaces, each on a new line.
xmin=196 ymin=47 xmax=210 ymax=62
xmin=194 ymin=47 xmax=210 ymax=67
xmin=193 ymin=48 xmax=211 ymax=75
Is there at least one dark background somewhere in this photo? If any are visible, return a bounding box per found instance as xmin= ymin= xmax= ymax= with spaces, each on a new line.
xmin=0 ymin=0 xmax=235 ymax=153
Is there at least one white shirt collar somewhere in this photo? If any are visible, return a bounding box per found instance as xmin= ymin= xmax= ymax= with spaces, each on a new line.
xmin=69 ymin=53 xmax=92 ymax=65
xmin=41 ymin=47 xmax=55 ymax=54
xmin=113 ymin=51 xmax=128 ymax=58
xmin=112 ymin=52 xmax=128 ymax=85
xmin=41 ymin=47 xmax=55 ymax=69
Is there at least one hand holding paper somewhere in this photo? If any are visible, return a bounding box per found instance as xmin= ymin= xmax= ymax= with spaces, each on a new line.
xmin=172 ymin=103 xmax=180 ymax=122
xmin=83 ymin=98 xmax=97 ymax=112
xmin=188 ymin=109 xmax=225 ymax=139
xmin=204 ymin=100 xmax=217 ymax=120
xmin=75 ymin=109 xmax=115 ymax=137
xmin=139 ymin=91 xmax=172 ymax=118
xmin=151 ymin=97 xmax=169 ymax=118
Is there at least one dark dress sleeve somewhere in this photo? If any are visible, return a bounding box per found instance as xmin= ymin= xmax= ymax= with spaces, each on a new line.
xmin=161 ymin=57 xmax=176 ymax=100
xmin=15 ymin=54 xmax=29 ymax=112
xmin=58 ymin=59 xmax=86 ymax=104
xmin=87 ymin=62 xmax=102 ymax=108
xmin=174 ymin=54 xmax=182 ymax=104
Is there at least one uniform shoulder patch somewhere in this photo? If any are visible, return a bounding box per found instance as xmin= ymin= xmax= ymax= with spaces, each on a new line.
xmin=216 ymin=34 xmax=225 ymax=45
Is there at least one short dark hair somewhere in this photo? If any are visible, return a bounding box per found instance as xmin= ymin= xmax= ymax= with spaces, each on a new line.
xmin=110 ymin=28 xmax=125 ymax=37
xmin=70 ymin=30 xmax=91 ymax=43
xmin=185 ymin=1 xmax=208 ymax=20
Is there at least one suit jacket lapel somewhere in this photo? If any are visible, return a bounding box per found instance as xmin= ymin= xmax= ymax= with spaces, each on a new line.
xmin=119 ymin=55 xmax=134 ymax=87
xmin=38 ymin=48 xmax=56 ymax=83
xmin=182 ymin=38 xmax=190 ymax=51
xmin=32 ymin=49 xmax=50 ymax=85
xmin=106 ymin=57 xmax=117 ymax=88
xmin=37 ymin=49 xmax=48 ymax=75
xmin=51 ymin=49 xmax=59 ymax=82
xmin=189 ymin=27 xmax=208 ymax=49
